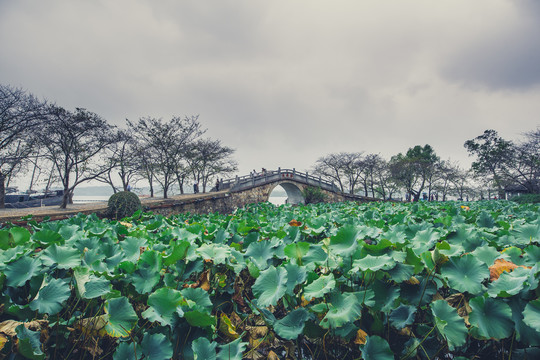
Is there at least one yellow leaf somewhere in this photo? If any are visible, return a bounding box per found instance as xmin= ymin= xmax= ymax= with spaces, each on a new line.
xmin=74 ymin=315 xmax=108 ymax=337
xmin=489 ymin=258 xmax=531 ymax=281
xmin=288 ymin=219 xmax=302 ymax=227
xmin=0 ymin=320 xmax=48 ymax=337
xmin=398 ymin=327 xmax=413 ymax=336
xmin=119 ymin=221 xmax=133 ymax=228
xmin=354 ymin=328 xmax=368 ymax=345
xmin=0 ymin=334 xmax=8 ymax=351
xmin=218 ymin=314 xmax=239 ymax=341
xmin=406 ymin=276 xmax=420 ymax=285
xmin=445 ymin=293 xmax=472 ymax=326
xmin=267 ymin=350 xmax=280 ymax=360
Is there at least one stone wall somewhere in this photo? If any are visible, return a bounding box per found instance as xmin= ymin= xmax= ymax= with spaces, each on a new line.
xmin=145 ymin=179 xmax=377 ymax=217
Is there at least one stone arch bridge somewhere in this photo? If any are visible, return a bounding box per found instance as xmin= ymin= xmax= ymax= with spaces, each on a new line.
xmin=150 ymin=168 xmax=378 ymax=216
xmin=0 ymin=169 xmax=380 ymax=224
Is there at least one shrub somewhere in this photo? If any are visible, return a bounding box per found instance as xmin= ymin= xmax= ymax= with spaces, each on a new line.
xmin=511 ymin=193 xmax=540 ymax=204
xmin=107 ymin=191 xmax=142 ymax=219
xmin=302 ymin=186 xmax=327 ymax=204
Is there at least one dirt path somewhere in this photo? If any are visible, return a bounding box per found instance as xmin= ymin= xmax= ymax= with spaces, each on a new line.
xmin=0 ymin=192 xmax=221 ymax=224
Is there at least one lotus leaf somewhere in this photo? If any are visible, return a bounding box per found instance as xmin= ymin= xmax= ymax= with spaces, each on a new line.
xmin=104 ymin=297 xmax=138 ymax=338
xmin=197 ymin=243 xmax=231 ymax=265
xmin=185 ymin=310 xmax=216 ymax=328
xmin=328 ymin=224 xmax=359 ymax=257
xmin=40 ymin=244 xmax=81 ymax=269
xmin=252 ymin=266 xmax=288 ymax=307
xmin=284 ymin=262 xmax=307 ymax=295
xmin=283 ymin=241 xmax=310 ymax=264
xmin=120 ymin=236 xmax=147 ymax=263
xmin=245 ymin=240 xmax=275 ymax=270
xmin=389 ymin=304 xmax=417 ymax=329
xmin=430 ymin=300 xmax=467 ymax=350
xmin=5 ymin=256 xmax=41 ymax=287
xmin=523 ymin=299 xmax=540 ymax=331
xmin=360 ymin=335 xmax=394 ymax=360
xmin=15 ymin=324 xmax=45 ymax=360
xmin=29 ymin=278 xmax=70 ymax=315
xmin=163 ymin=240 xmax=190 ymax=266
xmin=509 ymin=297 xmax=540 ymax=346
xmin=487 ymin=266 xmax=530 ymax=297
xmin=352 ymin=254 xmax=396 ymax=272
xmin=9 ymin=227 xmax=31 ymax=246
xmin=471 ymin=246 xmax=500 ymax=266
xmin=130 ymin=267 xmax=160 ymax=294
xmin=477 ymin=211 xmax=495 ymax=228
xmin=304 ymin=274 xmax=335 ymax=301
xmin=217 ymin=337 xmax=247 ymax=360
xmin=181 ymin=287 xmax=213 ymax=312
xmin=142 ymin=287 xmax=184 ymax=326
xmin=410 ymin=228 xmax=440 ymax=255
xmin=192 ymin=337 xmax=217 ymax=360
xmin=441 ymin=254 xmax=489 ymax=295
xmin=74 ymin=267 xmax=112 ymax=299
xmin=303 ymin=244 xmax=328 ymax=268
xmin=320 ymin=292 xmax=362 ymax=329
xmin=141 ymin=333 xmax=173 ymax=360
xmin=113 ymin=342 xmax=140 ymax=360
xmin=273 ymin=308 xmax=310 ymax=339
xmin=469 ymin=296 xmax=513 ymax=340
xmin=513 ymin=223 xmax=540 ymax=245
xmin=32 ymin=229 xmax=62 ymax=245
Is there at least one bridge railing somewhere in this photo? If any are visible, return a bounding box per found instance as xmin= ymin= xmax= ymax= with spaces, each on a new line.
xmin=217 ymin=168 xmax=341 ymax=193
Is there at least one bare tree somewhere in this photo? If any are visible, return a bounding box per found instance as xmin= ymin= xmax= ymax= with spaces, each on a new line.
xmin=96 ymin=129 xmax=142 ymax=193
xmin=313 ymin=152 xmax=365 ymax=193
xmin=187 ymin=138 xmax=238 ymax=192
xmin=0 ymin=84 xmax=46 ymax=207
xmin=451 ymin=167 xmax=474 ymax=201
xmin=366 ymin=154 xmax=398 ymax=200
xmin=128 ymin=116 xmax=204 ymax=198
xmin=503 ymin=128 xmax=540 ymax=194
xmin=39 ymin=106 xmax=118 ymax=208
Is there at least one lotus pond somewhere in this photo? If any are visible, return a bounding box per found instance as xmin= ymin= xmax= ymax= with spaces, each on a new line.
xmin=1 ymin=200 xmax=540 ymax=359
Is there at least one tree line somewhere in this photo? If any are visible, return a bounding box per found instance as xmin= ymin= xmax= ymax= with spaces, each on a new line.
xmin=312 ymin=128 xmax=539 ymax=202
xmin=0 ymin=84 xmax=237 ymax=208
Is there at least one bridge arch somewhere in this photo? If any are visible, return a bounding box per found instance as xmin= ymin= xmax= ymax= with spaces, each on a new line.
xmin=268 ymin=181 xmax=305 ymax=205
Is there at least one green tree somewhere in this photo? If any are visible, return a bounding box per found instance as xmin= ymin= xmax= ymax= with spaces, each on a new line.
xmin=464 ymin=129 xmax=513 ymax=198
xmin=389 ymin=144 xmax=439 ymax=202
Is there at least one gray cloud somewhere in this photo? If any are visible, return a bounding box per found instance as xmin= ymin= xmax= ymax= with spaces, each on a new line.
xmin=442 ymin=0 xmax=540 ymax=90
xmin=1 ymin=0 xmax=539 ymax=181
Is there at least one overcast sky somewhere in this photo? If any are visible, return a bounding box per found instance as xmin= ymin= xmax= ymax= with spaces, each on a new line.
xmin=1 ymin=0 xmax=539 ymax=179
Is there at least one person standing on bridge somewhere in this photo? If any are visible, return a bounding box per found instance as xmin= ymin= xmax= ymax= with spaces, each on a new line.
xmin=215 ymin=179 xmax=220 ymax=191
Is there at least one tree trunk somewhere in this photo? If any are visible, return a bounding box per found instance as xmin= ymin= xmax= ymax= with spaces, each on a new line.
xmin=0 ymin=172 xmax=5 ymax=209
xmin=60 ymin=187 xmax=70 ymax=209
xmin=148 ymin=173 xmax=154 ymax=197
